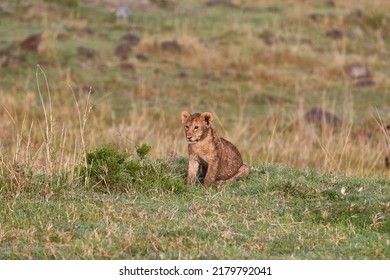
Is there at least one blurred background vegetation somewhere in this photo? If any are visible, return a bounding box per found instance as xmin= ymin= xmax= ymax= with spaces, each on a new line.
xmin=1 ymin=0 xmax=390 ymax=176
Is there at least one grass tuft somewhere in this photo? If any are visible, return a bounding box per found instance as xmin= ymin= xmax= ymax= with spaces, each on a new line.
xmin=81 ymin=146 xmax=186 ymax=194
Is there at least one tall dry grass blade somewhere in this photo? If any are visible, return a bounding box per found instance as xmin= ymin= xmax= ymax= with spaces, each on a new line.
xmin=36 ymin=64 xmax=54 ymax=183
xmin=25 ymin=121 xmax=34 ymax=168
xmin=68 ymin=85 xmax=94 ymax=187
xmin=336 ymin=124 xmax=352 ymax=172
xmin=68 ymin=85 xmax=93 ymax=167
xmin=57 ymin=124 xmax=67 ymax=186
xmin=1 ymin=104 xmax=17 ymax=126
xmin=266 ymin=120 xmax=278 ymax=164
xmin=373 ymin=107 xmax=389 ymax=144
xmin=313 ymin=132 xmax=338 ymax=172
xmin=13 ymin=116 xmax=27 ymax=167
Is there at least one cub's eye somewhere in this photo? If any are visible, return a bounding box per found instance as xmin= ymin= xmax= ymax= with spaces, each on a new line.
xmin=185 ymin=125 xmax=189 ymax=130
xmin=194 ymin=126 xmax=199 ymax=130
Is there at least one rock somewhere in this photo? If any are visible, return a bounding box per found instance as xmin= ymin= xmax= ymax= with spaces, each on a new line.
xmin=161 ymin=40 xmax=181 ymax=52
xmin=0 ymin=4 xmax=12 ymax=15
xmin=344 ymin=63 xmax=370 ymax=80
xmin=136 ymin=53 xmax=148 ymax=61
xmin=325 ymin=0 xmax=336 ymax=7
xmin=120 ymin=34 xmax=140 ymax=46
xmin=177 ymin=71 xmax=187 ymax=78
xmin=326 ymin=29 xmax=344 ymax=40
xmin=305 ymin=108 xmax=341 ymax=126
xmin=309 ymin=13 xmax=325 ymax=21
xmin=20 ymin=33 xmax=42 ymax=52
xmin=344 ymin=63 xmax=375 ymax=86
xmin=0 ymin=4 xmax=12 ymax=14
xmin=114 ymin=43 xmax=132 ymax=60
xmin=350 ymin=9 xmax=363 ymax=18
xmin=114 ymin=35 xmax=140 ymax=60
xmin=115 ymin=3 xmax=130 ymax=21
xmin=77 ymin=46 xmax=97 ymax=59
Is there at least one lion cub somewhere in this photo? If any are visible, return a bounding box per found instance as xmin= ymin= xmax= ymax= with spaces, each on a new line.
xmin=181 ymin=111 xmax=249 ymax=186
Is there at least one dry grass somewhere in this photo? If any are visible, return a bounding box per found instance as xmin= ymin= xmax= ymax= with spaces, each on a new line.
xmin=1 ymin=0 xmax=390 ymax=178
xmin=1 ymin=77 xmax=388 ymax=180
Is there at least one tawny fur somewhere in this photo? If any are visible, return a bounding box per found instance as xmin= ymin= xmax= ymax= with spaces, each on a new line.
xmin=181 ymin=111 xmax=249 ymax=186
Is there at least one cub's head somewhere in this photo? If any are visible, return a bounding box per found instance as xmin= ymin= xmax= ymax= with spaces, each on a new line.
xmin=181 ymin=111 xmax=213 ymax=144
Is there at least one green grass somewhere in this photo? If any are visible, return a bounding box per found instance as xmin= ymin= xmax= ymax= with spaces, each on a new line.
xmin=1 ymin=154 xmax=389 ymax=259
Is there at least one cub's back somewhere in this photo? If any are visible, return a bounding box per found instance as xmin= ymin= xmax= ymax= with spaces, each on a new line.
xmin=217 ymin=138 xmax=244 ymax=180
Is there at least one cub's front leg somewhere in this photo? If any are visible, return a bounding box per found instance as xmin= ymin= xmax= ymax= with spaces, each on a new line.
xmin=204 ymin=161 xmax=218 ymax=186
xmin=187 ymin=158 xmax=200 ymax=185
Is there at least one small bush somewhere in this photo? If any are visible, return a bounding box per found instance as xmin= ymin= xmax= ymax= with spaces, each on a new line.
xmin=83 ymin=146 xmax=130 ymax=192
xmin=81 ymin=146 xmax=186 ymax=193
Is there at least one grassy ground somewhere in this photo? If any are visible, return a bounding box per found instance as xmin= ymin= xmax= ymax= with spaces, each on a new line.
xmin=0 ymin=0 xmax=390 ymax=259
xmin=1 ymin=154 xmax=389 ymax=259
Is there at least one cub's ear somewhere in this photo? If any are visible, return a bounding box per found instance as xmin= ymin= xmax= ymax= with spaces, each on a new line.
xmin=181 ymin=111 xmax=190 ymax=124
xmin=201 ymin=112 xmax=213 ymax=126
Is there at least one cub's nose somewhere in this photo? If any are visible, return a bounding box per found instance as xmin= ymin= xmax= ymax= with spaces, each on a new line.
xmin=187 ymin=136 xmax=192 ymax=140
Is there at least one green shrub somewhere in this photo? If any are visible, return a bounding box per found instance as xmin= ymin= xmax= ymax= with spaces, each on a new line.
xmin=83 ymin=146 xmax=130 ymax=192
xmin=81 ymin=146 xmax=186 ymax=193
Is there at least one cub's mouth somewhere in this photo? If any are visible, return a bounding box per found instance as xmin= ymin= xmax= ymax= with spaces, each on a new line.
xmin=187 ymin=139 xmax=199 ymax=144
